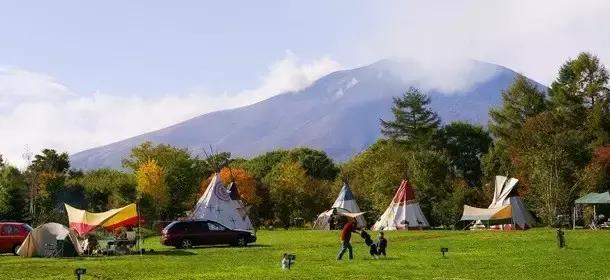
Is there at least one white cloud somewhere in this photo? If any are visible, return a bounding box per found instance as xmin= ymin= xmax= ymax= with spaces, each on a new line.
xmin=0 ymin=51 xmax=342 ymax=167
xmin=363 ymin=0 xmax=610 ymax=87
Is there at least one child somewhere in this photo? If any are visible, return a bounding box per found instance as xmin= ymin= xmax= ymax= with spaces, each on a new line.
xmin=377 ymin=232 xmax=387 ymax=257
xmin=360 ymin=230 xmax=378 ymax=258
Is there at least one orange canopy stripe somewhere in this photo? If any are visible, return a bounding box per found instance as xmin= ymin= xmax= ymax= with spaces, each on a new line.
xmin=65 ymin=203 xmax=138 ymax=236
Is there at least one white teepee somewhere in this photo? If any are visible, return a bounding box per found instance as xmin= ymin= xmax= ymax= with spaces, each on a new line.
xmin=460 ymin=175 xmax=536 ymax=229
xmin=190 ymin=173 xmax=253 ymax=231
xmin=372 ymin=180 xmax=429 ymax=230
xmin=313 ymin=183 xmax=366 ymax=229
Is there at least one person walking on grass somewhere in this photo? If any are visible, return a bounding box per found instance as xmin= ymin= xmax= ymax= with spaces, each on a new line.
xmin=337 ymin=218 xmax=359 ymax=260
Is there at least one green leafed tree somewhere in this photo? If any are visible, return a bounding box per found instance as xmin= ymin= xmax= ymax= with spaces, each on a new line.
xmin=264 ymin=161 xmax=331 ymax=228
xmin=124 ymin=142 xmax=206 ymax=219
xmin=380 ymin=87 xmax=440 ymax=146
xmin=0 ymin=166 xmax=29 ymax=221
xmin=285 ymin=148 xmax=338 ymax=181
xmin=437 ymin=122 xmax=492 ymax=187
xmin=66 ymin=169 xmax=137 ymax=211
xmin=30 ymin=149 xmax=70 ymax=174
xmin=513 ymin=112 xmax=591 ymax=224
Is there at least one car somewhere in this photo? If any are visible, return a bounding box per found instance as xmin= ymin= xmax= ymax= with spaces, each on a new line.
xmin=0 ymin=222 xmax=32 ymax=255
xmin=161 ymin=220 xmax=256 ymax=249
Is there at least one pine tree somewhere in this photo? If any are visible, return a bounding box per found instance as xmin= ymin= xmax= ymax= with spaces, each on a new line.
xmin=489 ymin=75 xmax=547 ymax=141
xmin=380 ymin=87 xmax=440 ymax=146
xmin=549 ymin=52 xmax=610 ymax=145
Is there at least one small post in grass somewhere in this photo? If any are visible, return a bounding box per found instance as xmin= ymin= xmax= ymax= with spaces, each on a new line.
xmin=74 ymin=268 xmax=86 ymax=280
xmin=440 ymin=247 xmax=448 ymax=258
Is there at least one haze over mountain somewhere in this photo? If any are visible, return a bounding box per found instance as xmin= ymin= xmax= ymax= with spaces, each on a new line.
xmin=70 ymin=58 xmax=536 ymax=170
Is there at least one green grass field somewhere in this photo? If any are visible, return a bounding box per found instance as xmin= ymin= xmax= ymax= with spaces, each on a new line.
xmin=1 ymin=229 xmax=609 ymax=279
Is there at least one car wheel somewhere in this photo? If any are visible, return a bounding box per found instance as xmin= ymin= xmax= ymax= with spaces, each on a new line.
xmin=236 ymin=236 xmax=247 ymax=247
xmin=13 ymin=244 xmax=21 ymax=256
xmin=181 ymin=239 xmax=192 ymax=249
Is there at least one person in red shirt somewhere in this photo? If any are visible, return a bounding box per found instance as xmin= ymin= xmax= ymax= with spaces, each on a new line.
xmin=336 ymin=218 xmax=359 ymax=260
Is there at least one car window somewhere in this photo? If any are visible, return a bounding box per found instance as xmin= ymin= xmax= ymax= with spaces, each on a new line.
xmin=1 ymin=225 xmax=18 ymax=235
xmin=207 ymin=222 xmax=226 ymax=231
xmin=23 ymin=224 xmax=33 ymax=232
xmin=169 ymin=222 xmax=187 ymax=232
xmin=194 ymin=222 xmax=209 ymax=232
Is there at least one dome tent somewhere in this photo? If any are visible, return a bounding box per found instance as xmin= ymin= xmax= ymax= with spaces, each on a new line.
xmin=18 ymin=223 xmax=82 ymax=257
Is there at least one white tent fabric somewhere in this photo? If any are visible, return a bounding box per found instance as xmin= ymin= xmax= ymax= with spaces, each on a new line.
xmin=372 ymin=180 xmax=430 ymax=230
xmin=190 ymin=174 xmax=253 ymax=232
xmin=17 ymin=223 xmax=82 ymax=257
xmin=461 ymin=205 xmax=512 ymax=221
xmin=461 ymin=176 xmax=536 ymax=229
xmin=313 ymin=183 xmax=366 ymax=229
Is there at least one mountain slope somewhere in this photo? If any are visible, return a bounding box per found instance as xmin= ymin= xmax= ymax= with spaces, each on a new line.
xmin=71 ymin=59 xmax=534 ymax=170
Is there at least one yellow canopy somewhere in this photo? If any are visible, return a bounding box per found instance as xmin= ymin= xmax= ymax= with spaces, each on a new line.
xmin=65 ymin=203 xmax=139 ymax=236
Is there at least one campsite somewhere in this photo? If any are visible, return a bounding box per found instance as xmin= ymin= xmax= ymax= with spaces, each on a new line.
xmin=1 ymin=229 xmax=609 ymax=279
xmin=3 ymin=2 xmax=610 ymax=279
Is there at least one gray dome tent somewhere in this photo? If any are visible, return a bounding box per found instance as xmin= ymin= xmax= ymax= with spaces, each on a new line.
xmin=17 ymin=223 xmax=82 ymax=257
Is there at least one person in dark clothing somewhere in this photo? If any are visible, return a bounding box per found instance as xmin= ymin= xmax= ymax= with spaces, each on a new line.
xmin=360 ymin=230 xmax=378 ymax=258
xmin=337 ymin=218 xmax=359 ymax=260
xmin=377 ymin=231 xmax=387 ymax=257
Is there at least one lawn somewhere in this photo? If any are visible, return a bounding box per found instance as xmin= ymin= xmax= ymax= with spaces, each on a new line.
xmin=1 ymin=229 xmax=609 ymax=279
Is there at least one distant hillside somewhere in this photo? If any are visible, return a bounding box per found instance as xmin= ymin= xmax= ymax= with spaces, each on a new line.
xmin=71 ymin=59 xmax=539 ymax=170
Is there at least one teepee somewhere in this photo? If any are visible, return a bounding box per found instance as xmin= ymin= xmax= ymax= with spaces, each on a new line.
xmin=190 ymin=173 xmax=254 ymax=231
xmin=372 ymin=180 xmax=429 ymax=230
xmin=313 ymin=183 xmax=366 ymax=229
xmin=460 ymin=176 xmax=536 ymax=230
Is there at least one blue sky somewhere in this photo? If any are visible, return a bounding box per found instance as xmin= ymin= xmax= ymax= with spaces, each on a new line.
xmin=0 ymin=1 xmax=387 ymax=95
xmin=1 ymin=1 xmax=609 ymax=166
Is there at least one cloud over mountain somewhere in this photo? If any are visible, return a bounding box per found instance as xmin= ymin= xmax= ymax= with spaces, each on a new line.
xmin=0 ymin=52 xmax=342 ymax=167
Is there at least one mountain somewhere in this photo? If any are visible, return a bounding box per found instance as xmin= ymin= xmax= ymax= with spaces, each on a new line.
xmin=70 ymin=59 xmax=537 ymax=170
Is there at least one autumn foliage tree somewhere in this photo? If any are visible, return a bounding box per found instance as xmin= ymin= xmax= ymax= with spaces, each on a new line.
xmin=219 ymin=167 xmax=258 ymax=205
xmin=136 ymin=159 xmax=168 ymax=220
xmin=265 ymin=161 xmax=332 ymax=228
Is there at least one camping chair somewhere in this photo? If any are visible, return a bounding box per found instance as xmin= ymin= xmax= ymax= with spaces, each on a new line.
xmin=44 ymin=243 xmax=57 ymax=257
xmin=44 ymin=240 xmax=64 ymax=257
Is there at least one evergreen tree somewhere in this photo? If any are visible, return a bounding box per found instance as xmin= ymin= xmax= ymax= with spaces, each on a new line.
xmin=380 ymin=87 xmax=440 ymax=146
xmin=489 ymin=75 xmax=547 ymax=141
xmin=550 ymin=52 xmax=609 ymax=112
xmin=484 ymin=75 xmax=546 ymax=178
xmin=549 ymin=52 xmax=610 ymax=145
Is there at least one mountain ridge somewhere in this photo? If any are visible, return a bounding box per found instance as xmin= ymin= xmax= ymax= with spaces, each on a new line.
xmin=70 ymin=58 xmax=539 ymax=170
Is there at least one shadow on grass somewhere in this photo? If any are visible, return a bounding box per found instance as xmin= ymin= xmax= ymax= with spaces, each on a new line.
xmin=177 ymin=244 xmax=272 ymax=250
xmin=360 ymin=257 xmax=400 ymax=261
xmin=141 ymin=250 xmax=197 ymax=256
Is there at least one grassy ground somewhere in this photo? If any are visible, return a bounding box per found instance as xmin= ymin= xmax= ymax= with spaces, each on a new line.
xmin=1 ymin=229 xmax=609 ymax=279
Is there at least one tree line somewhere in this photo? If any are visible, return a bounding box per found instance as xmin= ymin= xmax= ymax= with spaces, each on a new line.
xmin=1 ymin=52 xmax=608 ymax=228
